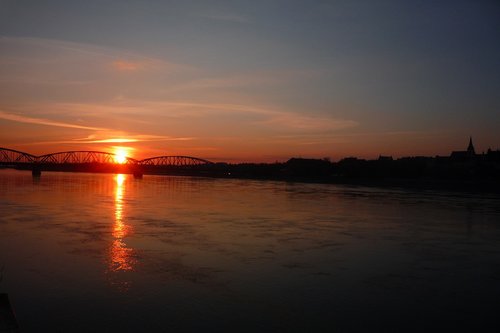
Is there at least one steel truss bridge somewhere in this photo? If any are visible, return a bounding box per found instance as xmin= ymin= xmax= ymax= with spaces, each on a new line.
xmin=0 ymin=148 xmax=214 ymax=176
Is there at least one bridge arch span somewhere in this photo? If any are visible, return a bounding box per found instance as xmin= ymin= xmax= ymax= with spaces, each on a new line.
xmin=139 ymin=156 xmax=213 ymax=166
xmin=38 ymin=151 xmax=138 ymax=165
xmin=0 ymin=147 xmax=37 ymax=164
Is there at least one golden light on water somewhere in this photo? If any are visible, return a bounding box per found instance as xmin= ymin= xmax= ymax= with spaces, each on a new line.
xmin=110 ymin=174 xmax=135 ymax=272
xmin=113 ymin=174 xmax=126 ymax=238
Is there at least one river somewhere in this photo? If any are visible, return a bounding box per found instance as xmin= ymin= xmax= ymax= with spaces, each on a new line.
xmin=1 ymin=169 xmax=499 ymax=332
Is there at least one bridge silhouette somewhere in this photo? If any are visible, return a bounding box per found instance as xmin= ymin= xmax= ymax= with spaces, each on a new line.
xmin=0 ymin=147 xmax=214 ymax=177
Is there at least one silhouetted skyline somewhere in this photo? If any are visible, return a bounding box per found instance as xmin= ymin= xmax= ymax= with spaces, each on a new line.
xmin=2 ymin=137 xmax=499 ymax=190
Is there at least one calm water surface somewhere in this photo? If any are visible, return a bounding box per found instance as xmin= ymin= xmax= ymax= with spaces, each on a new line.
xmin=1 ymin=170 xmax=500 ymax=332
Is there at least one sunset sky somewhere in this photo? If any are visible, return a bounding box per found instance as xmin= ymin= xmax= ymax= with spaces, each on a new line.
xmin=1 ymin=0 xmax=499 ymax=162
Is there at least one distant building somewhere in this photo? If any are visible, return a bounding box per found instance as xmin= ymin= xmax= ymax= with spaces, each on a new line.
xmin=378 ymin=155 xmax=393 ymax=161
xmin=486 ymin=148 xmax=500 ymax=162
xmin=450 ymin=137 xmax=476 ymax=160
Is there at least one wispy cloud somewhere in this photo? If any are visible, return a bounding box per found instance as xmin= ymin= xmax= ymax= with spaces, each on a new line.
xmin=0 ymin=36 xmax=172 ymax=65
xmin=112 ymin=60 xmax=142 ymax=71
xmin=261 ymin=112 xmax=357 ymax=131
xmin=22 ymin=100 xmax=357 ymax=133
xmin=0 ymin=36 xmax=194 ymax=80
xmin=139 ymin=101 xmax=358 ymax=131
xmin=163 ymin=69 xmax=318 ymax=93
xmin=71 ymin=134 xmax=194 ymax=143
xmin=10 ymin=133 xmax=195 ymax=147
xmin=0 ymin=110 xmax=107 ymax=131
xmin=74 ymin=137 xmax=138 ymax=143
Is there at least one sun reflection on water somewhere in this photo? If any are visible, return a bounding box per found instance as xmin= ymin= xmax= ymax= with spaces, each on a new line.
xmin=110 ymin=174 xmax=135 ymax=272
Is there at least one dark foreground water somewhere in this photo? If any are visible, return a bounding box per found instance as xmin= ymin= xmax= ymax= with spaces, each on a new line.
xmin=1 ymin=170 xmax=500 ymax=332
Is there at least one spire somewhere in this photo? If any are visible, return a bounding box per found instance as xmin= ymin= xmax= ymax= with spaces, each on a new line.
xmin=467 ymin=136 xmax=475 ymax=155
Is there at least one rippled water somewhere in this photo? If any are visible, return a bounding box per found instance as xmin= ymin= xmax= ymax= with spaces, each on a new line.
xmin=1 ymin=169 xmax=500 ymax=332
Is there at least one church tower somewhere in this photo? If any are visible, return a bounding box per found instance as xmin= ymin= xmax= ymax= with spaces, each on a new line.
xmin=467 ymin=137 xmax=476 ymax=156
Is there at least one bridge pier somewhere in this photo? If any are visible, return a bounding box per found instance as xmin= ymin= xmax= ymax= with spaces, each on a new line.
xmin=32 ymin=169 xmax=41 ymax=177
xmin=131 ymin=165 xmax=143 ymax=179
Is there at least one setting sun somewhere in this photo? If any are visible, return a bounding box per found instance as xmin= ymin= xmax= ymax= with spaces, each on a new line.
xmin=113 ymin=147 xmax=130 ymax=164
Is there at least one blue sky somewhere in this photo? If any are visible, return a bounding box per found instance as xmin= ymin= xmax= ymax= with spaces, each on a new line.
xmin=0 ymin=0 xmax=499 ymax=161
